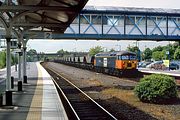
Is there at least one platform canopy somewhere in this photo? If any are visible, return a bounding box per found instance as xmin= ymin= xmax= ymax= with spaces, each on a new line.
xmin=0 ymin=0 xmax=88 ymax=34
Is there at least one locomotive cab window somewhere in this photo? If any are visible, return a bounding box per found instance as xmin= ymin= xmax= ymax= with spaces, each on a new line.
xmin=129 ymin=55 xmax=136 ymax=60
xmin=121 ymin=55 xmax=129 ymax=60
xmin=117 ymin=56 xmax=121 ymax=60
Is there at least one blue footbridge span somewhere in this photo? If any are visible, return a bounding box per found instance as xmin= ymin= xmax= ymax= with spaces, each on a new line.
xmin=0 ymin=6 xmax=180 ymax=41
xmin=28 ymin=6 xmax=180 ymax=41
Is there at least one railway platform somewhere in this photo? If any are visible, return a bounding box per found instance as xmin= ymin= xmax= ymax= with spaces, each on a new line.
xmin=0 ymin=62 xmax=68 ymax=120
xmin=138 ymin=68 xmax=180 ymax=77
xmin=138 ymin=68 xmax=180 ymax=84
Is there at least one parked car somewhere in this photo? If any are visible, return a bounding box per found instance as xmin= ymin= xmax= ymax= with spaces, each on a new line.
xmin=146 ymin=61 xmax=162 ymax=68
xmin=146 ymin=61 xmax=166 ymax=70
xmin=169 ymin=63 xmax=179 ymax=70
xmin=138 ymin=61 xmax=152 ymax=68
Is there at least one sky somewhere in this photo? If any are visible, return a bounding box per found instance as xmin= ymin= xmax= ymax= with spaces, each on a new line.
xmin=26 ymin=0 xmax=180 ymax=53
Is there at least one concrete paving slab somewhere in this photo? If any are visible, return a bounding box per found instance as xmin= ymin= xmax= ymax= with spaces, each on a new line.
xmin=0 ymin=62 xmax=68 ymax=120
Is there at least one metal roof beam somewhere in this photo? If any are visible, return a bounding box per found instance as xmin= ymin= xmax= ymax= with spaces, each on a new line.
xmin=53 ymin=0 xmax=73 ymax=7
xmin=21 ymin=32 xmax=180 ymax=41
xmin=13 ymin=23 xmax=68 ymax=28
xmin=81 ymin=10 xmax=180 ymax=17
xmin=0 ymin=5 xmax=78 ymax=12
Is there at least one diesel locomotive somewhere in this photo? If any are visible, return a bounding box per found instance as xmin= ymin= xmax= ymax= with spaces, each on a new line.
xmin=54 ymin=51 xmax=138 ymax=76
xmin=94 ymin=51 xmax=138 ymax=75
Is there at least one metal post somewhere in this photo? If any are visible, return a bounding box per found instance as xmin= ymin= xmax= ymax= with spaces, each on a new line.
xmin=101 ymin=14 xmax=104 ymax=35
xmin=18 ymin=52 xmax=23 ymax=91
xmin=124 ymin=15 xmax=126 ymax=35
xmin=14 ymin=53 xmax=17 ymax=72
xmin=25 ymin=48 xmax=27 ymax=76
xmin=166 ymin=16 xmax=168 ymax=36
xmin=78 ymin=14 xmax=80 ymax=34
xmin=168 ymin=42 xmax=170 ymax=70
xmin=6 ymin=38 xmax=11 ymax=91
xmin=18 ymin=48 xmax=21 ymax=81
xmin=146 ymin=15 xmax=148 ymax=35
xmin=23 ymin=47 xmax=27 ymax=83
xmin=18 ymin=44 xmax=22 ymax=91
xmin=11 ymin=76 xmax=14 ymax=89
xmin=5 ymin=37 xmax=12 ymax=106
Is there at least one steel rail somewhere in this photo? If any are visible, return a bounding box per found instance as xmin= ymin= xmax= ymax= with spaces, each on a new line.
xmin=51 ymin=76 xmax=80 ymax=120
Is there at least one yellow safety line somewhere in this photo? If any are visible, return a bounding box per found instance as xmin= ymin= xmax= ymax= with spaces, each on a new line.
xmin=26 ymin=63 xmax=43 ymax=120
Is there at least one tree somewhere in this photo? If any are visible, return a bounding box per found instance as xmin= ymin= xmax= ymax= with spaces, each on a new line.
xmin=174 ymin=47 xmax=180 ymax=60
xmin=152 ymin=51 xmax=164 ymax=61
xmin=109 ymin=48 xmax=116 ymax=52
xmin=0 ymin=50 xmax=6 ymax=68
xmin=146 ymin=43 xmax=179 ymax=61
xmin=151 ymin=44 xmax=176 ymax=60
xmin=89 ymin=46 xmax=104 ymax=56
xmin=127 ymin=46 xmax=141 ymax=61
xmin=27 ymin=49 xmax=37 ymax=55
xmin=172 ymin=42 xmax=179 ymax=49
xmin=127 ymin=46 xmax=138 ymax=52
xmin=0 ymin=50 xmax=17 ymax=68
xmin=27 ymin=49 xmax=38 ymax=62
xmin=57 ymin=49 xmax=69 ymax=55
xmin=152 ymin=46 xmax=163 ymax=52
xmin=39 ymin=52 xmax=45 ymax=61
xmin=164 ymin=44 xmax=176 ymax=60
xmin=143 ymin=48 xmax=152 ymax=61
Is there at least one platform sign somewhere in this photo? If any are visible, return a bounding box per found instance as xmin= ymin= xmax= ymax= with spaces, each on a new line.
xmin=10 ymin=41 xmax=18 ymax=49
xmin=166 ymin=51 xmax=169 ymax=55
xmin=103 ymin=58 xmax=107 ymax=67
xmin=12 ymin=49 xmax=22 ymax=53
xmin=0 ymin=40 xmax=17 ymax=49
xmin=0 ymin=39 xmax=5 ymax=48
xmin=163 ymin=60 xmax=170 ymax=67
xmin=44 ymin=32 xmax=52 ymax=39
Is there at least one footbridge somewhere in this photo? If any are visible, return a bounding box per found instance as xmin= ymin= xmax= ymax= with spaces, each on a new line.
xmin=29 ymin=6 xmax=180 ymax=41
xmin=0 ymin=6 xmax=180 ymax=41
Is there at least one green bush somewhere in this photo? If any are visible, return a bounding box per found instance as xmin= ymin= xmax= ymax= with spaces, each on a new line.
xmin=134 ymin=74 xmax=178 ymax=104
xmin=0 ymin=51 xmax=6 ymax=69
xmin=0 ymin=50 xmax=18 ymax=69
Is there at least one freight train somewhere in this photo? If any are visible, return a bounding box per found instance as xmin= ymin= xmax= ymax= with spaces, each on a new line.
xmin=53 ymin=51 xmax=139 ymax=77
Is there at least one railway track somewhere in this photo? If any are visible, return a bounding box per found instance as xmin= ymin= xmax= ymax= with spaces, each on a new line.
xmin=44 ymin=66 xmax=117 ymax=120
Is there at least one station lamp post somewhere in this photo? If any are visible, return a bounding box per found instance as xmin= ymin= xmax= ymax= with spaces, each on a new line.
xmin=115 ymin=44 xmax=121 ymax=51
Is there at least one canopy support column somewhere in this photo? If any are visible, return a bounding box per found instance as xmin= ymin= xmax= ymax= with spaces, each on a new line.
xmin=23 ymin=47 xmax=27 ymax=83
xmin=18 ymin=44 xmax=22 ymax=91
xmin=5 ymin=37 xmax=12 ymax=106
